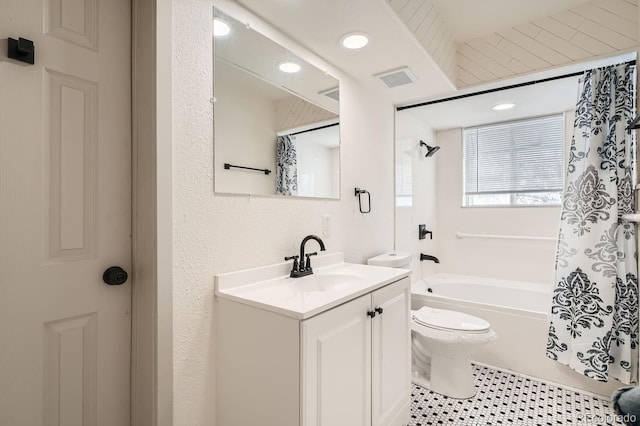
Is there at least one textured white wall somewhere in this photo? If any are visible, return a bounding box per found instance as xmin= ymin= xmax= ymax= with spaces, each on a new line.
xmin=172 ymin=0 xmax=395 ymax=424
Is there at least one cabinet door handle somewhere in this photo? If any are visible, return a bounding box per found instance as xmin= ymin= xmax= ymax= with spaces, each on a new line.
xmin=375 ymin=307 xmax=383 ymax=315
xmin=367 ymin=310 xmax=376 ymax=318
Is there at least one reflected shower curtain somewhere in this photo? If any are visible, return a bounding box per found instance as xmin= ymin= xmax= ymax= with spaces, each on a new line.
xmin=547 ymin=63 xmax=638 ymax=383
xmin=276 ymin=135 xmax=298 ymax=196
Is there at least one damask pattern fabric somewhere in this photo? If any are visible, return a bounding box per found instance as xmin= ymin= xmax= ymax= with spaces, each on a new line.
xmin=276 ymin=135 xmax=298 ymax=196
xmin=547 ymin=63 xmax=638 ymax=384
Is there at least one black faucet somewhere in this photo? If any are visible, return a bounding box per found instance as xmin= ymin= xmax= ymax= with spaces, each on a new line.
xmin=286 ymin=235 xmax=326 ymax=278
xmin=420 ymin=253 xmax=440 ymax=263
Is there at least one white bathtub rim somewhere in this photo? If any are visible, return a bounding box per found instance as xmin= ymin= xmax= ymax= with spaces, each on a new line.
xmin=413 ymin=291 xmax=549 ymax=320
xmin=412 ymin=283 xmax=550 ymax=321
xmin=424 ymin=272 xmax=550 ymax=294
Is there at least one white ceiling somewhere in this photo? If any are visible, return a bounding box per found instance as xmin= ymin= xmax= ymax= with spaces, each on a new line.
xmin=234 ymin=0 xmax=457 ymax=105
xmin=215 ymin=58 xmax=291 ymax=103
xmin=215 ymin=7 xmax=340 ymax=114
xmin=399 ymin=50 xmax=636 ymax=131
xmin=434 ymin=0 xmax=590 ymax=41
xmin=226 ymin=0 xmax=634 ymax=108
xmin=294 ymin=125 xmax=340 ymax=148
xmin=400 ymin=75 xmax=580 ymax=131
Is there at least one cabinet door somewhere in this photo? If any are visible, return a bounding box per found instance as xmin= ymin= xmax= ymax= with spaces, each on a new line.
xmin=301 ymin=294 xmax=372 ymax=426
xmin=371 ymin=278 xmax=411 ymax=426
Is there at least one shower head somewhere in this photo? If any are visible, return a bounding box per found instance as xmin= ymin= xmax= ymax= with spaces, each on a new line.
xmin=425 ymin=145 xmax=440 ymax=157
xmin=420 ymin=141 xmax=440 ymax=157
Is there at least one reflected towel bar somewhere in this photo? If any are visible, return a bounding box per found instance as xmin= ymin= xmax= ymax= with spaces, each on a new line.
xmin=456 ymin=232 xmax=556 ymax=242
xmin=224 ymin=163 xmax=271 ymax=175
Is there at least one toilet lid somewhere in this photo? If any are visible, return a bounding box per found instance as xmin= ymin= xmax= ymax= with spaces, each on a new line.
xmin=412 ymin=307 xmax=490 ymax=332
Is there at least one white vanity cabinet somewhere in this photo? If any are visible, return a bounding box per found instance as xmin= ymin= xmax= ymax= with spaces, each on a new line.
xmin=302 ymin=277 xmax=411 ymax=426
xmin=216 ymin=274 xmax=411 ymax=426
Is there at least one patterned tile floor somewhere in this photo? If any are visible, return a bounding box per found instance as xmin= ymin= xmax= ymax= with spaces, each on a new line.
xmin=409 ymin=365 xmax=623 ymax=426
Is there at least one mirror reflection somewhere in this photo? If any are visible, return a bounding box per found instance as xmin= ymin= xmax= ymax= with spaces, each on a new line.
xmin=213 ymin=8 xmax=341 ymax=199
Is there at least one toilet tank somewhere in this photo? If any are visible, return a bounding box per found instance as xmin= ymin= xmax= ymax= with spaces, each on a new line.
xmin=367 ymin=252 xmax=411 ymax=269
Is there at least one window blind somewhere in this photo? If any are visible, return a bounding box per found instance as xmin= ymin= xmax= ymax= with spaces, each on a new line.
xmin=464 ymin=114 xmax=564 ymax=197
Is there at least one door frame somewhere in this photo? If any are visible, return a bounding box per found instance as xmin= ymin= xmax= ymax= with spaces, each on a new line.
xmin=131 ymin=0 xmax=173 ymax=424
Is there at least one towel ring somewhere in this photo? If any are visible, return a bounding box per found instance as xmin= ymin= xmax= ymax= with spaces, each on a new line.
xmin=354 ymin=188 xmax=371 ymax=214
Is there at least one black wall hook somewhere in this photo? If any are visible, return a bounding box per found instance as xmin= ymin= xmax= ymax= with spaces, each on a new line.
xmin=8 ymin=37 xmax=35 ymax=65
xmin=354 ymin=188 xmax=371 ymax=213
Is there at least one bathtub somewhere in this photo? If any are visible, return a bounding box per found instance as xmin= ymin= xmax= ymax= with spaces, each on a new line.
xmin=411 ymin=273 xmax=623 ymax=397
xmin=412 ymin=273 xmax=550 ymax=316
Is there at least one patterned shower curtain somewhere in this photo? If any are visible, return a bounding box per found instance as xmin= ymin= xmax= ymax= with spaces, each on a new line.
xmin=547 ymin=63 xmax=638 ymax=384
xmin=276 ymin=135 xmax=298 ymax=196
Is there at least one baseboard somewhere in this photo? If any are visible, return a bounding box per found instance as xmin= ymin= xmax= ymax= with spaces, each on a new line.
xmin=384 ymin=399 xmax=410 ymax=426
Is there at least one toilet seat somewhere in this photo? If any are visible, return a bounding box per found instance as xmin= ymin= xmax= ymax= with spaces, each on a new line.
xmin=412 ymin=307 xmax=490 ymax=333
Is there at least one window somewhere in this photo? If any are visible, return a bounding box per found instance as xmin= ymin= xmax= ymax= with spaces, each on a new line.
xmin=396 ymin=138 xmax=413 ymax=207
xmin=463 ymin=114 xmax=564 ymax=207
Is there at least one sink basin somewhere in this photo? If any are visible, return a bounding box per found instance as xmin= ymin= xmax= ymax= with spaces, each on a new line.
xmin=215 ymin=253 xmax=411 ymax=319
xmin=295 ymin=273 xmax=364 ymax=292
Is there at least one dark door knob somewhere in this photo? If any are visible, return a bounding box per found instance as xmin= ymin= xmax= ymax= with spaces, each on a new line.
xmin=103 ymin=266 xmax=128 ymax=285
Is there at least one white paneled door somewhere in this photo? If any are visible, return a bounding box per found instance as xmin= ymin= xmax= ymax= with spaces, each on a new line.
xmin=0 ymin=0 xmax=132 ymax=425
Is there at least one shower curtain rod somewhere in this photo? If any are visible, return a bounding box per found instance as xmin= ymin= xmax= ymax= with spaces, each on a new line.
xmin=396 ymin=59 xmax=637 ymax=112
xmin=286 ymin=122 xmax=339 ymax=137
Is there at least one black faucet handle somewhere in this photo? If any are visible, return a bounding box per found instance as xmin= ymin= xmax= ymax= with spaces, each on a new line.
xmin=305 ymin=252 xmax=318 ymax=269
xmin=285 ymin=255 xmax=300 ymax=272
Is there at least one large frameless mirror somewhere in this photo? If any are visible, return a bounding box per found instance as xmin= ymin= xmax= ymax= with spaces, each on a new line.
xmin=213 ymin=7 xmax=341 ymax=199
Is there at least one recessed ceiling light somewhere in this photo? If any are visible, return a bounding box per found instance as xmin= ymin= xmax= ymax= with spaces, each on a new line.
xmin=341 ymin=33 xmax=369 ymax=50
xmin=279 ymin=62 xmax=301 ymax=73
xmin=213 ymin=19 xmax=231 ymax=37
xmin=492 ymin=102 xmax=516 ymax=111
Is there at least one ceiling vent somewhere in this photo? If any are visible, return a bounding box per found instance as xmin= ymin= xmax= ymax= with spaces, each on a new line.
xmin=319 ymin=87 xmax=340 ymax=101
xmin=375 ymin=67 xmax=417 ymax=88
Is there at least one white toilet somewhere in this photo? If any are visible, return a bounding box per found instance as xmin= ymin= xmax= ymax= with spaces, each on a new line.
xmin=411 ymin=306 xmax=496 ymax=399
xmin=367 ymin=252 xmax=497 ymax=400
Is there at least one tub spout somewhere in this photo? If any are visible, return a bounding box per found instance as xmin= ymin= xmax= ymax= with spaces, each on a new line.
xmin=420 ymin=253 xmax=440 ymax=263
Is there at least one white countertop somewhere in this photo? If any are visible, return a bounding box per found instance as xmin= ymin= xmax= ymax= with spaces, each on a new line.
xmin=215 ymin=253 xmax=410 ymax=319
